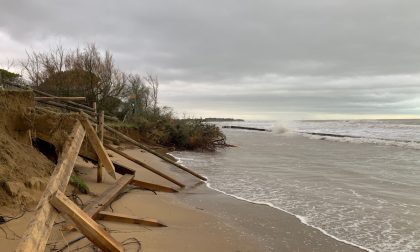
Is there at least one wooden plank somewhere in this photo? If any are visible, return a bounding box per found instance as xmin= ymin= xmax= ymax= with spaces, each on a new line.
xmin=16 ymin=121 xmax=86 ymax=252
xmin=84 ymin=174 xmax=134 ymax=218
xmin=35 ymin=96 xmax=86 ymax=101
xmin=80 ymin=116 xmax=116 ymax=179
xmin=105 ymin=144 xmax=185 ymax=188
xmin=50 ymin=190 xmax=124 ymax=252
xmin=97 ymin=111 xmax=105 ymax=183
xmin=130 ymin=179 xmax=178 ymax=193
xmin=6 ymin=82 xmax=118 ymax=121
xmin=105 ymin=124 xmax=207 ymax=181
xmin=37 ymin=99 xmax=119 ymax=122
xmin=98 ymin=211 xmax=167 ymax=227
xmin=31 ymin=88 xmax=95 ymax=112
xmin=37 ymin=100 xmax=96 ymax=117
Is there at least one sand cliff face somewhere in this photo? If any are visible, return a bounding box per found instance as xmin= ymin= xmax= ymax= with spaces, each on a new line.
xmin=0 ymin=91 xmax=54 ymax=212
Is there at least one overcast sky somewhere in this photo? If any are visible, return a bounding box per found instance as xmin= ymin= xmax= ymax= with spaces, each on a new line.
xmin=1 ymin=0 xmax=420 ymax=120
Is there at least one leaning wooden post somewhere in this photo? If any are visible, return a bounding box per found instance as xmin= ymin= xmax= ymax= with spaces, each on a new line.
xmin=16 ymin=121 xmax=86 ymax=252
xmin=79 ymin=114 xmax=116 ymax=179
xmin=105 ymin=144 xmax=185 ymax=188
xmin=104 ymin=125 xmax=207 ymax=181
xmin=97 ymin=111 xmax=105 ymax=183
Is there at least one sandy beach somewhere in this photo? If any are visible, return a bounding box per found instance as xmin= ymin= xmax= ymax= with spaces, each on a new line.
xmin=0 ymin=144 xmax=366 ymax=251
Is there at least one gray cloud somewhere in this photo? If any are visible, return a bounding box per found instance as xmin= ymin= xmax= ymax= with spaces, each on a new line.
xmin=0 ymin=0 xmax=419 ymax=119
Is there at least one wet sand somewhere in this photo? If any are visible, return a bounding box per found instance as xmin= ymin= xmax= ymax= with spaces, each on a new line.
xmin=1 ymin=145 xmax=366 ymax=251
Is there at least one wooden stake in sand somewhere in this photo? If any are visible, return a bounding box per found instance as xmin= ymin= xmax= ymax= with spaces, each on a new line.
xmin=50 ymin=190 xmax=124 ymax=252
xmin=16 ymin=121 xmax=86 ymax=252
xmin=97 ymin=110 xmax=105 ymax=183
xmin=105 ymin=144 xmax=185 ymax=188
xmin=104 ymin=125 xmax=207 ymax=181
xmin=79 ymin=115 xmax=116 ymax=179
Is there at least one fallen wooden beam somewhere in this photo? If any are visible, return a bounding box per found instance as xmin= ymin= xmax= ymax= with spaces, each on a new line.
xmin=130 ymin=179 xmax=178 ymax=193
xmin=105 ymin=144 xmax=185 ymax=188
xmin=35 ymin=96 xmax=86 ymax=101
xmin=105 ymin=125 xmax=207 ymax=181
xmin=50 ymin=190 xmax=124 ymax=252
xmin=80 ymin=115 xmax=116 ymax=179
xmin=84 ymin=174 xmax=134 ymax=219
xmin=16 ymin=121 xmax=86 ymax=252
xmin=97 ymin=211 xmax=167 ymax=227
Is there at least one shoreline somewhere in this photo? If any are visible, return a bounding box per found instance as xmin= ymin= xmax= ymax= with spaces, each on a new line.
xmin=174 ymin=178 xmax=366 ymax=252
xmin=171 ymin=152 xmax=371 ymax=251
xmin=201 ymin=179 xmax=371 ymax=252
xmin=1 ymin=144 xmax=368 ymax=251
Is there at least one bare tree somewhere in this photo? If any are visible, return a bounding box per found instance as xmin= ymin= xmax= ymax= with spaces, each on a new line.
xmin=21 ymin=50 xmax=43 ymax=86
xmin=144 ymin=73 xmax=159 ymax=114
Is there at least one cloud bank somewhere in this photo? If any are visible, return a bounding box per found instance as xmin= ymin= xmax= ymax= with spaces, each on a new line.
xmin=1 ymin=0 xmax=419 ymax=119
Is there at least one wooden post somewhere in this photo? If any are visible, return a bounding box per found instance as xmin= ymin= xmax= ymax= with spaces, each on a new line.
xmin=92 ymin=102 xmax=97 ymax=114
xmin=105 ymin=144 xmax=185 ymax=188
xmin=98 ymin=111 xmax=104 ymax=142
xmin=16 ymin=121 xmax=86 ymax=252
xmin=50 ymin=190 xmax=124 ymax=252
xmin=92 ymin=102 xmax=97 ymax=131
xmin=97 ymin=111 xmax=105 ymax=183
xmin=104 ymin=125 xmax=207 ymax=181
xmin=79 ymin=115 xmax=116 ymax=179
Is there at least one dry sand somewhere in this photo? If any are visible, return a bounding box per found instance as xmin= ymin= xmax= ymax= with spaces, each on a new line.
xmin=1 ymin=145 xmax=366 ymax=251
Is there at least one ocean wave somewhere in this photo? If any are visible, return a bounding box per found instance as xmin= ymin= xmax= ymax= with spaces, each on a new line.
xmin=300 ymin=133 xmax=420 ymax=150
xmin=224 ymin=119 xmax=420 ymax=149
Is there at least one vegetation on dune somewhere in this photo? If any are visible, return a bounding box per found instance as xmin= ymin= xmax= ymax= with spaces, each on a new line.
xmin=0 ymin=68 xmax=20 ymax=85
xmin=13 ymin=43 xmax=225 ymax=151
xmin=69 ymin=174 xmax=89 ymax=194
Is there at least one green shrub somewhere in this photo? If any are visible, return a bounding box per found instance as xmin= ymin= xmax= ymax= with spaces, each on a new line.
xmin=114 ymin=115 xmax=226 ymax=151
xmin=70 ymin=174 xmax=89 ymax=194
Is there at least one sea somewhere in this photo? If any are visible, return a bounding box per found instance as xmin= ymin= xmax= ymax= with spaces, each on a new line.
xmin=172 ymin=119 xmax=420 ymax=252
